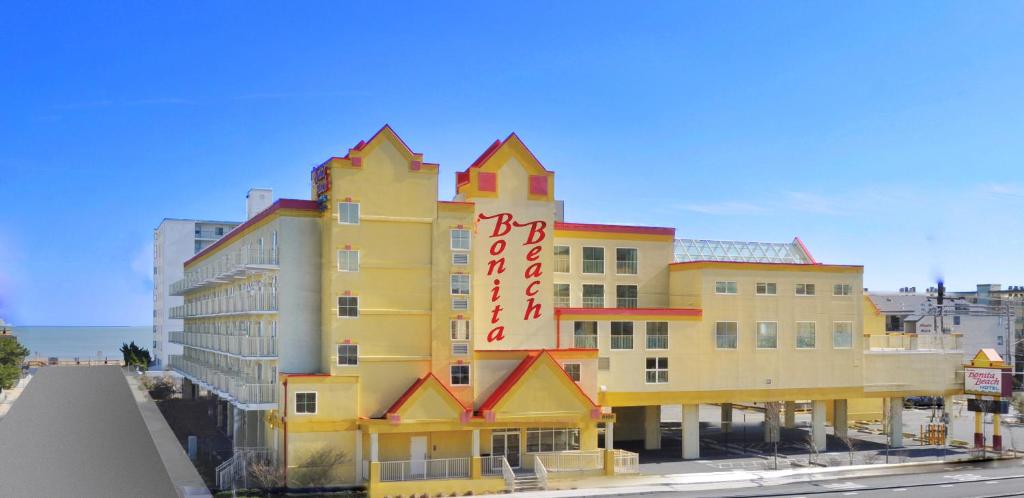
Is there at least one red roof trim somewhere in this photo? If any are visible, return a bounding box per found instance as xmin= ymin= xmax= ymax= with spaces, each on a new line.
xmin=438 ymin=200 xmax=475 ymax=206
xmin=185 ymin=199 xmax=319 ymax=267
xmin=478 ymin=351 xmax=597 ymax=413
xmin=456 ymin=133 xmax=554 ymax=190
xmin=386 ymin=373 xmax=469 ymax=415
xmin=554 ymin=221 xmax=675 ymax=236
xmin=474 ymin=348 xmax=598 ymax=353
xmin=793 ymin=237 xmax=818 ymax=264
xmin=669 ymin=260 xmax=863 ymax=269
xmin=555 ymin=307 xmax=702 ymax=317
xmin=280 ymin=372 xmax=331 ymax=377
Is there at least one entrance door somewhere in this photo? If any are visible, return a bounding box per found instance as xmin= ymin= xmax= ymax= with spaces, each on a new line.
xmin=492 ymin=430 xmax=521 ymax=468
xmin=410 ymin=436 xmax=428 ymax=475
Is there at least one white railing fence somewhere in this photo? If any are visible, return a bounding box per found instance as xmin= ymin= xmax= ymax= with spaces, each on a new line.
xmin=481 ymin=455 xmax=505 ymax=476
xmin=216 ymin=447 xmax=272 ymax=490
xmin=613 ymin=449 xmax=640 ymax=474
xmin=533 ymin=455 xmax=549 ymax=490
xmin=501 ymin=456 xmax=516 ymax=492
xmin=379 ymin=457 xmax=470 ymax=482
xmin=532 ymin=450 xmax=604 ymax=472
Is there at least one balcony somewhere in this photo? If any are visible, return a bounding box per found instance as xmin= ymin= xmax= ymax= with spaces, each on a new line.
xmin=177 ymin=293 xmax=278 ymax=318
xmin=169 ymin=331 xmax=278 ymax=358
xmin=169 ymin=305 xmax=186 ymax=320
xmin=170 ymin=248 xmax=279 ymax=296
xmin=866 ymin=332 xmax=962 ymax=352
xmin=168 ymin=355 xmax=277 ymax=407
xmin=573 ymin=334 xmax=598 ymax=349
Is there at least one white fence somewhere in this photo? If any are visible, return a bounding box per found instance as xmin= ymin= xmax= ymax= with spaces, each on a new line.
xmin=531 ymin=450 xmax=604 ymax=472
xmin=613 ymin=449 xmax=639 ymax=474
xmin=379 ymin=457 xmax=470 ymax=482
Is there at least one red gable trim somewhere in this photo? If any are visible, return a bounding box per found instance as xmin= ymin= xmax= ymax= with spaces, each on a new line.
xmin=555 ymin=307 xmax=702 ymax=317
xmin=554 ymin=222 xmax=675 ymax=237
xmin=793 ymin=237 xmax=818 ymax=264
xmin=386 ymin=373 xmax=470 ymax=416
xmin=456 ymin=133 xmax=554 ymax=190
xmin=185 ymin=199 xmax=318 ymax=267
xmin=478 ymin=351 xmax=598 ymax=413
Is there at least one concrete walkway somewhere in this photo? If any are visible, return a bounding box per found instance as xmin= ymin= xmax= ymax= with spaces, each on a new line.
xmin=0 ymin=373 xmax=32 ymax=419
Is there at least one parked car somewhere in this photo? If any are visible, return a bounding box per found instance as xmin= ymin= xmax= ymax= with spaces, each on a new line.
xmin=904 ymin=396 xmax=944 ymax=408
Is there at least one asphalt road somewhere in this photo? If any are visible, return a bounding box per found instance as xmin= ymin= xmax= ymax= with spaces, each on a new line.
xmin=0 ymin=366 xmax=178 ymax=497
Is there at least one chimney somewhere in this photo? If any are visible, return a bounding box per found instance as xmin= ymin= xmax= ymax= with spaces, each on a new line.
xmin=246 ymin=188 xmax=273 ymax=220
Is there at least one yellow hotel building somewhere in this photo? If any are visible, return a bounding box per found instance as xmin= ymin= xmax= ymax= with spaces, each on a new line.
xmin=169 ymin=125 xmax=964 ymax=496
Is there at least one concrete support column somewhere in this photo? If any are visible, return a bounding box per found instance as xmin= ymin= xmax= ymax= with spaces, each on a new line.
xmin=354 ymin=429 xmax=363 ymax=484
xmin=682 ymin=404 xmax=700 ymax=460
xmin=975 ymin=411 xmax=984 ymax=448
xmin=605 ymin=422 xmax=614 ymax=450
xmin=370 ymin=432 xmax=379 ymax=462
xmin=783 ymin=401 xmax=797 ymax=428
xmin=472 ymin=429 xmax=480 ymax=457
xmin=644 ymin=405 xmax=662 ymax=450
xmin=720 ymin=403 xmax=733 ymax=434
xmin=764 ymin=401 xmax=780 ymax=443
xmin=811 ymin=400 xmax=827 ymax=452
xmin=833 ymin=400 xmax=849 ymax=440
xmin=994 ymin=413 xmax=1003 ymax=452
xmin=226 ymin=403 xmax=234 ymax=437
xmin=232 ymin=405 xmax=242 ymax=448
xmin=889 ymin=397 xmax=904 ymax=448
xmin=182 ymin=378 xmax=195 ymax=400
xmin=470 ymin=428 xmax=482 ymax=478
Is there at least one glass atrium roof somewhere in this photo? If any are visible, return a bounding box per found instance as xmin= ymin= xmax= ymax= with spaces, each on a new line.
xmin=673 ymin=238 xmax=814 ymax=264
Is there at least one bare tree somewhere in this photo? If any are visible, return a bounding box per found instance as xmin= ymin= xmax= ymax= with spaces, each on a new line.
xmin=836 ymin=433 xmax=860 ymax=466
xmin=247 ymin=460 xmax=285 ymax=489
xmin=291 ymin=448 xmax=350 ymax=488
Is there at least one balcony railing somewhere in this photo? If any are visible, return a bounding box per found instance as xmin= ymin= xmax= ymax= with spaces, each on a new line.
xmin=169 ymin=305 xmax=186 ymax=320
xmin=574 ymin=334 xmax=598 ymax=349
xmin=581 ymin=297 xmax=604 ymax=308
xmin=177 ymin=293 xmax=278 ymax=318
xmin=531 ymin=450 xmax=603 ymax=472
xmin=379 ymin=457 xmax=471 ymax=482
xmin=866 ymin=333 xmax=962 ymax=352
xmin=613 ymin=449 xmax=639 ymax=474
xmin=169 ymin=332 xmax=278 ymax=357
xmin=169 ymin=355 xmax=277 ymax=406
xmin=610 ymin=335 xmax=633 ymax=350
xmin=170 ymin=248 xmax=279 ymax=296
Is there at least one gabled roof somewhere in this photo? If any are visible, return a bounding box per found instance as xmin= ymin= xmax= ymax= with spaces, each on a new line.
xmin=316 ymin=124 xmax=438 ymax=170
xmin=385 ymin=373 xmax=470 ymax=421
xmin=478 ymin=351 xmax=597 ymax=415
xmin=971 ymin=348 xmax=1005 ymax=367
xmin=455 ymin=133 xmax=553 ymax=192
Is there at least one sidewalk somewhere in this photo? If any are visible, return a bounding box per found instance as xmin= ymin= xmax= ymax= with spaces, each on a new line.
xmin=0 ymin=373 xmax=33 ymax=419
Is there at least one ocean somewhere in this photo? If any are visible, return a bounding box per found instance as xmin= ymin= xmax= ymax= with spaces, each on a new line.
xmin=9 ymin=326 xmax=151 ymax=360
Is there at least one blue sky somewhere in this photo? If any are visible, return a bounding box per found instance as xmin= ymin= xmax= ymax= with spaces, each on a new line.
xmin=2 ymin=2 xmax=1024 ymax=325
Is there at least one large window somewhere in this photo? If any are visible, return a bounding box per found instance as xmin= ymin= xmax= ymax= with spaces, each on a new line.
xmin=563 ymin=363 xmax=581 ymax=382
xmin=795 ymin=283 xmax=816 ymax=296
xmin=338 ymin=296 xmax=358 ymax=318
xmin=756 ymin=322 xmax=778 ymax=349
xmin=645 ymin=357 xmax=669 ymax=384
xmin=616 ymin=248 xmax=638 ymax=275
xmin=646 ymin=322 xmax=668 ymax=350
xmin=582 ymin=284 xmax=604 ymax=308
xmin=616 ymin=285 xmax=638 ymax=308
xmin=582 ymin=247 xmax=605 ymax=274
xmin=338 ymin=202 xmax=359 ymax=224
xmin=796 ymin=322 xmax=817 ymax=348
xmin=526 ymin=428 xmax=580 ymax=453
xmin=574 ymin=321 xmax=598 ymax=348
xmin=554 ymin=283 xmax=570 ymax=308
xmin=833 ymin=284 xmax=852 ymax=296
xmin=833 ymin=322 xmax=853 ymax=348
xmin=715 ymin=322 xmax=738 ymax=349
xmin=337 ymin=249 xmax=359 ymax=272
xmin=450 ymin=229 xmax=471 ymax=251
xmin=610 ymin=321 xmax=634 ymax=350
xmin=295 ymin=392 xmax=317 ymax=414
xmin=450 ymin=365 xmax=470 ymax=386
xmin=337 ymin=344 xmax=358 ymax=366
xmin=451 ymin=319 xmax=470 ymax=341
xmin=756 ymin=282 xmax=777 ymax=295
xmin=715 ymin=281 xmax=738 ymax=294
xmin=553 ymin=246 xmax=570 ymax=273
xmin=451 ymin=274 xmax=470 ymax=295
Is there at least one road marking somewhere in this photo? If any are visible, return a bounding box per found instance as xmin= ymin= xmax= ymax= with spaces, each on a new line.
xmin=986 ymin=480 xmax=998 ymax=484
xmin=940 ymin=484 xmax=954 ymax=488
xmin=892 ymin=489 xmax=906 ymax=492
xmin=842 ymin=493 xmax=858 ymax=496
xmin=824 ymin=482 xmax=866 ymax=490
xmin=943 ymin=473 xmax=982 ymax=482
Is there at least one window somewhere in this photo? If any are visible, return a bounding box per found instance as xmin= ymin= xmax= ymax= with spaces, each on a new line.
xmin=553 ymin=246 xmax=570 ymax=273
xmin=610 ymin=321 xmax=634 ymax=350
xmin=795 ymin=283 xmax=816 ymax=296
xmin=553 ymin=283 xmax=570 ymax=308
xmin=338 ymin=296 xmax=358 ymax=318
xmin=452 ymin=343 xmax=469 ymax=356
xmin=953 ymin=315 xmax=961 ymax=326
xmin=337 ymin=249 xmax=359 ymax=272
xmin=338 ymin=202 xmax=359 ymax=224
xmin=574 ymin=321 xmax=598 ymax=348
xmin=582 ymin=284 xmax=604 ymax=308
xmin=450 ymin=229 xmax=471 ymax=250
xmin=526 ymin=428 xmax=581 ymax=453
xmin=295 ymin=392 xmax=317 ymax=414
xmin=645 ymin=357 xmax=669 ymax=384
xmin=450 ymin=364 xmax=470 ymax=386
xmin=833 ymin=284 xmax=852 ymax=296
xmin=715 ymin=322 xmax=738 ymax=349
xmin=756 ymin=282 xmax=777 ymax=295
xmin=563 ymin=363 xmax=581 ymax=382
xmin=616 ymin=285 xmax=638 ymax=308
xmin=998 ymin=336 xmax=1005 ymax=346
xmin=337 ymin=344 xmax=358 ymax=366
xmin=616 ymin=248 xmax=638 ymax=275
xmin=451 ymin=274 xmax=470 ymax=295
xmin=796 ymin=322 xmax=816 ymax=348
xmin=452 ymin=252 xmax=469 ymax=266
xmin=886 ymin=315 xmax=903 ymax=332
xmin=646 ymin=322 xmax=668 ymax=350
xmin=450 ymin=319 xmax=470 ymax=340
xmin=756 ymin=322 xmax=778 ymax=349
xmin=452 ymin=298 xmax=469 ymax=311
xmin=715 ymin=281 xmax=738 ymax=294
xmin=582 ymin=247 xmax=605 ymax=274
xmin=833 ymin=322 xmax=853 ymax=349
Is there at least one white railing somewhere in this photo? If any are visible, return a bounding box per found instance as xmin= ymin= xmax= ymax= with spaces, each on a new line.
xmin=233 ymin=382 xmax=277 ymax=405
xmin=581 ymin=297 xmax=604 ymax=308
xmin=169 ymin=355 xmax=277 ymax=405
xmin=481 ymin=455 xmax=505 ymax=476
xmin=531 ymin=450 xmax=604 ymax=472
xmin=501 ymin=457 xmax=516 ymax=492
xmin=574 ymin=335 xmax=598 ymax=349
xmin=614 ymin=449 xmax=639 ymax=474
xmin=178 ymin=293 xmax=278 ymax=318
xmin=379 ymin=457 xmax=470 ymax=482
xmin=169 ymin=332 xmax=278 ymax=357
xmin=169 ymin=305 xmax=186 ymax=320
xmin=610 ymin=336 xmax=633 ymax=350
xmin=216 ymin=447 xmax=272 ymax=490
xmin=171 ymin=248 xmax=280 ymax=296
xmin=533 ymin=455 xmax=548 ymax=490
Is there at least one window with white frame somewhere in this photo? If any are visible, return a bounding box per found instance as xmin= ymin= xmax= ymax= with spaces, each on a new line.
xmin=563 ymin=363 xmax=581 ymax=382
xmin=295 ymin=391 xmax=317 ymax=414
xmin=338 ymin=202 xmax=359 ymax=224
xmin=526 ymin=428 xmax=581 ymax=453
xmin=645 ymin=357 xmax=668 ymax=384
xmin=796 ymin=322 xmax=817 ymax=348
xmin=451 ymin=274 xmax=470 ymax=295
xmin=450 ymin=319 xmax=470 ymax=340
xmin=795 ymin=283 xmax=816 ymax=296
xmin=574 ymin=321 xmax=598 ymax=348
xmin=582 ymin=247 xmax=605 ymax=274
xmin=337 ymin=249 xmax=359 ymax=272
xmin=450 ymin=364 xmax=470 ymax=386
xmin=450 ymin=229 xmax=471 ymax=251
xmin=610 ymin=321 xmax=633 ymax=350
xmin=756 ymin=282 xmax=777 ymax=295
xmin=833 ymin=283 xmax=852 ymax=296
xmin=338 ymin=296 xmax=358 ymax=317
xmin=582 ymin=284 xmax=604 ymax=308
xmin=616 ymin=248 xmax=638 ymax=275
xmin=452 ymin=252 xmax=469 ymax=266
xmin=553 ymin=246 xmax=570 ymax=273
xmin=715 ymin=322 xmax=738 ymax=349
xmin=337 ymin=344 xmax=358 ymax=366
xmin=833 ymin=321 xmax=853 ymax=348
xmin=646 ymin=322 xmax=668 ymax=349
xmin=616 ymin=285 xmax=638 ymax=308
xmin=715 ymin=281 xmax=738 ymax=294
xmin=553 ymin=283 xmax=570 ymax=308
xmin=756 ymin=322 xmax=778 ymax=349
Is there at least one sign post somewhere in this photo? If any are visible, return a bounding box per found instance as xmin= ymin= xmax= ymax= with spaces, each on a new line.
xmin=964 ymin=349 xmax=1013 ymax=453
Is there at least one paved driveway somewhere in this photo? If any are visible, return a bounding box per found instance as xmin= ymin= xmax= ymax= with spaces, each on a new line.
xmin=0 ymin=366 xmax=178 ymax=497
